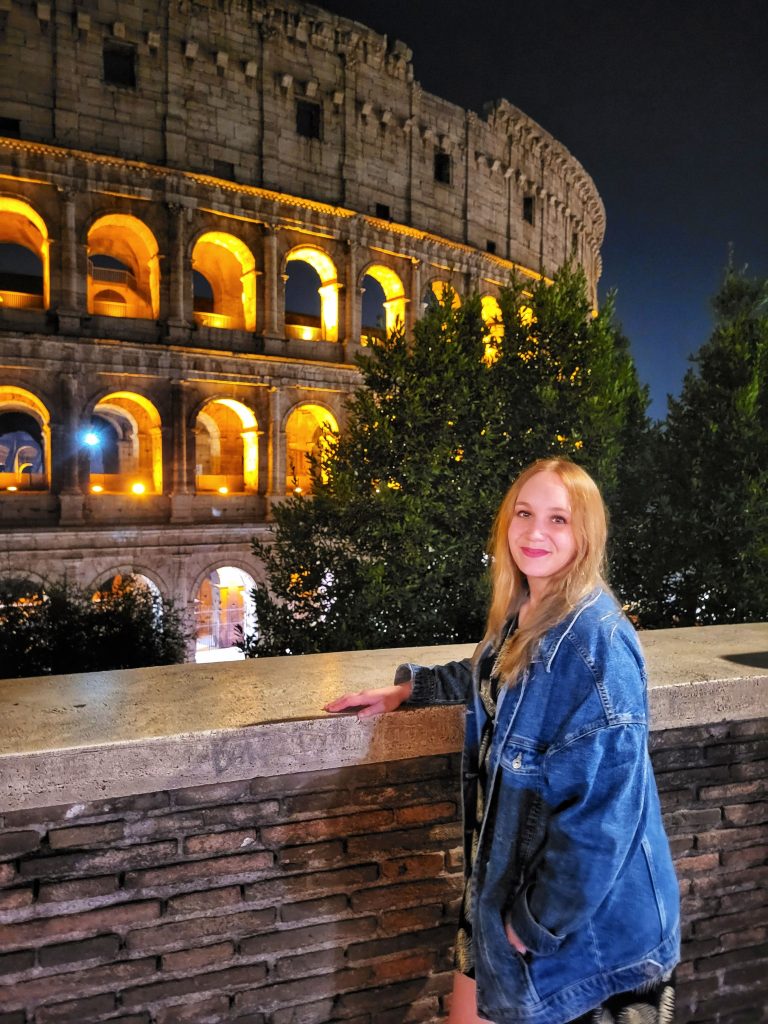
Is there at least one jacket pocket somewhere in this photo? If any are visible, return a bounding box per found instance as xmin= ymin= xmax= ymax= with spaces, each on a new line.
xmin=642 ymin=835 xmax=667 ymax=932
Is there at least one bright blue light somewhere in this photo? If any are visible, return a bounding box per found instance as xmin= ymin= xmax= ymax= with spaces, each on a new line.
xmin=83 ymin=431 xmax=100 ymax=447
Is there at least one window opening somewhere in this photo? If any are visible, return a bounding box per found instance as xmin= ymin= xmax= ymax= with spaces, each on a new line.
xmin=434 ymin=151 xmax=451 ymax=185
xmin=296 ymin=99 xmax=321 ymax=140
xmin=523 ymin=195 xmax=535 ymax=225
xmin=375 ymin=203 xmax=391 ymax=220
xmin=0 ymin=117 xmax=21 ymax=138
xmin=103 ymin=40 xmax=137 ymax=88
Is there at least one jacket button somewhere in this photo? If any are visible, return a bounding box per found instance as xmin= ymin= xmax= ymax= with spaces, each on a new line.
xmin=512 ymin=754 xmax=522 ymax=770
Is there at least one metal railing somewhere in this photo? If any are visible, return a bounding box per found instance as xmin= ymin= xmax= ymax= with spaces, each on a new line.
xmin=0 ymin=290 xmax=44 ymax=310
xmin=88 ymin=260 xmax=137 ymax=289
xmin=194 ymin=311 xmax=235 ymax=330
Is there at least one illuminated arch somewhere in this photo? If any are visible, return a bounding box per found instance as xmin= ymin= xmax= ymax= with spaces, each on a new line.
xmin=0 ymin=197 xmax=50 ymax=309
xmin=88 ymin=391 xmax=163 ymax=494
xmin=424 ymin=278 xmax=461 ymax=310
xmin=481 ymin=294 xmax=504 ymax=364
xmin=90 ymin=566 xmax=167 ymax=600
xmin=0 ymin=386 xmax=51 ymax=491
xmin=87 ymin=214 xmax=160 ymax=318
xmin=284 ymin=245 xmax=339 ymax=342
xmin=360 ymin=263 xmax=406 ymax=342
xmin=195 ymin=398 xmax=258 ymax=493
xmin=194 ymin=564 xmax=257 ymax=662
xmin=191 ymin=231 xmax=256 ymax=331
xmin=284 ymin=403 xmax=339 ymax=495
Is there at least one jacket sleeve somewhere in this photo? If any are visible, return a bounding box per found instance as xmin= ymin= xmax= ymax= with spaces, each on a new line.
xmin=506 ymin=720 xmax=649 ymax=956
xmin=394 ymin=658 xmax=474 ymax=705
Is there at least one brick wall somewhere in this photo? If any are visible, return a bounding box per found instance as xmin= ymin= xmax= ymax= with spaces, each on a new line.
xmin=1 ymin=718 xmax=766 ymax=1024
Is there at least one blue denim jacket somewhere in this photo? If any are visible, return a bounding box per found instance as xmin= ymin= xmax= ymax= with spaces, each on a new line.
xmin=400 ymin=588 xmax=680 ymax=1024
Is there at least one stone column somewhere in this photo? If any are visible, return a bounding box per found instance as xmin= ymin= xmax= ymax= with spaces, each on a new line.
xmin=170 ymin=380 xmax=193 ymax=522
xmin=344 ymin=240 xmax=361 ymax=348
xmin=56 ymin=187 xmax=82 ymax=333
xmin=407 ymin=258 xmax=422 ymax=338
xmin=166 ymin=202 xmax=189 ymax=341
xmin=265 ymin=384 xmax=286 ymax=517
xmin=261 ymin=225 xmax=281 ymax=338
xmin=58 ymin=373 xmax=84 ymax=524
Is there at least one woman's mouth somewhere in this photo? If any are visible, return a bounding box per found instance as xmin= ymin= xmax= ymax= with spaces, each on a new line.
xmin=521 ymin=547 xmax=550 ymax=558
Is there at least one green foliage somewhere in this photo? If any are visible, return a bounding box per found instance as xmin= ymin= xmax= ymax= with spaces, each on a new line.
xmin=637 ymin=266 xmax=768 ymax=625
xmin=0 ymin=575 xmax=189 ymax=679
xmin=241 ymin=264 xmax=650 ymax=656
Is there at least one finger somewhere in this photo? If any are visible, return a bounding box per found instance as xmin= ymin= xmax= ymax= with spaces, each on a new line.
xmin=505 ymin=922 xmax=526 ymax=953
xmin=358 ymin=701 xmax=385 ymax=718
xmin=324 ymin=693 xmax=361 ymax=712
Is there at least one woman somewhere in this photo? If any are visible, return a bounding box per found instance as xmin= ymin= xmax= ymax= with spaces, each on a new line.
xmin=325 ymin=458 xmax=680 ymax=1024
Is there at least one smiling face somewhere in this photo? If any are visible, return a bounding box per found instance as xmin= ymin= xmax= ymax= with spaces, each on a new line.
xmin=506 ymin=470 xmax=578 ymax=592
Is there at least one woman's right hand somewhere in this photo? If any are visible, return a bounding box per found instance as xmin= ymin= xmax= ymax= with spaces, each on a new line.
xmin=323 ymin=682 xmax=412 ymax=718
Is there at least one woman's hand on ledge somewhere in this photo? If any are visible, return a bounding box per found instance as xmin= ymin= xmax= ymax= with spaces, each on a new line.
xmin=323 ymin=682 xmax=413 ymax=719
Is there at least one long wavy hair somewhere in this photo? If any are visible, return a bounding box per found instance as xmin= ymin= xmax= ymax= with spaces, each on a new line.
xmin=485 ymin=458 xmax=609 ymax=683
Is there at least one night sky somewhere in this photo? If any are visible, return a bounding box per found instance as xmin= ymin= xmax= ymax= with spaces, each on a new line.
xmin=319 ymin=0 xmax=768 ymax=418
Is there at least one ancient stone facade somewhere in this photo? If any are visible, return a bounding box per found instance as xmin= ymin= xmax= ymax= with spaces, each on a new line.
xmin=0 ymin=0 xmax=605 ymax=657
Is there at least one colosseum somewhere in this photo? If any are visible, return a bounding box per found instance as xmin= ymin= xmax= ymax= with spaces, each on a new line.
xmin=0 ymin=0 xmax=605 ymax=661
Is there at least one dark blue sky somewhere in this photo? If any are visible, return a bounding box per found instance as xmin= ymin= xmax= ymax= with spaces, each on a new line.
xmin=320 ymin=0 xmax=768 ymax=418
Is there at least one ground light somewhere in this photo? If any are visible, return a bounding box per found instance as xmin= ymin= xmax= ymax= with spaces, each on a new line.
xmin=131 ymin=482 xmax=146 ymax=495
xmin=90 ymin=484 xmax=103 ymax=493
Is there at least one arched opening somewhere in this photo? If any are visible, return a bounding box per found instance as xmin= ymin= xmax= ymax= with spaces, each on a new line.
xmin=361 ymin=264 xmax=406 ymax=345
xmin=481 ymin=294 xmax=504 ymax=364
xmin=195 ymin=398 xmax=258 ymax=493
xmin=0 ymin=199 xmax=50 ymax=310
xmin=423 ymin=279 xmax=461 ymax=311
xmin=284 ymin=246 xmax=339 ymax=342
xmin=87 ymin=391 xmax=163 ymax=494
xmin=0 ymin=387 xmax=50 ymax=491
xmin=87 ymin=214 xmax=160 ymax=319
xmin=93 ymin=573 xmax=161 ymax=603
xmin=191 ymin=232 xmax=256 ymax=331
xmin=194 ymin=566 xmax=256 ymax=662
xmin=285 ymin=403 xmax=338 ymax=495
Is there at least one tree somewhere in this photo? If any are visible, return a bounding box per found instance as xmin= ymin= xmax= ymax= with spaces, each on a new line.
xmin=240 ymin=264 xmax=651 ymax=657
xmin=0 ymin=575 xmax=188 ymax=679
xmin=645 ymin=266 xmax=768 ymax=625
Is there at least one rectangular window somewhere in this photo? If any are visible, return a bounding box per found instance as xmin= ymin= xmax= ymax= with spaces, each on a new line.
xmin=296 ymin=99 xmax=321 ymax=140
xmin=0 ymin=117 xmax=21 ymax=138
xmin=213 ymin=159 xmax=235 ymax=180
xmin=103 ymin=40 xmax=136 ymax=88
xmin=375 ymin=203 xmax=391 ymax=220
xmin=523 ymin=195 xmax=535 ymax=225
xmin=571 ymin=231 xmax=579 ymax=253
xmin=434 ymin=151 xmax=451 ymax=185
xmin=486 ymin=240 xmax=497 ymax=255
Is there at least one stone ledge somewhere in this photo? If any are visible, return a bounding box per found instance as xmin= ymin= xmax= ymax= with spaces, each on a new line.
xmin=0 ymin=623 xmax=765 ymax=812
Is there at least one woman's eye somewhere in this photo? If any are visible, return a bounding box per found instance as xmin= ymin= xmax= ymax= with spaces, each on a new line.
xmin=552 ymin=516 xmax=568 ymax=525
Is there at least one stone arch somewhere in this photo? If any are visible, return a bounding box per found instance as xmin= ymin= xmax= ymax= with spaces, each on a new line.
xmin=87 ymin=213 xmax=160 ymax=318
xmin=284 ymin=244 xmax=339 ymax=342
xmin=284 ymin=401 xmax=338 ymax=495
xmin=423 ymin=277 xmax=462 ymax=311
xmin=194 ymin=397 xmax=259 ymax=493
xmin=88 ymin=565 xmax=169 ymax=601
xmin=359 ymin=262 xmax=406 ymax=342
xmin=87 ymin=390 xmax=163 ymax=494
xmin=0 ymin=386 xmax=51 ymax=491
xmin=0 ymin=196 xmax=50 ymax=309
xmin=191 ymin=561 xmax=260 ymax=662
xmin=191 ymin=230 xmax=256 ymax=331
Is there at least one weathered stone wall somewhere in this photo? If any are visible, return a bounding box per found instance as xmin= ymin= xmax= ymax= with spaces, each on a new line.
xmin=0 ymin=0 xmax=604 ymax=288
xmin=0 ymin=720 xmax=766 ymax=1024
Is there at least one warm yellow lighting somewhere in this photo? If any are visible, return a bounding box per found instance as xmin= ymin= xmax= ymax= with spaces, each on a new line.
xmin=293 ymin=486 xmax=303 ymax=494
xmin=6 ymin=485 xmax=18 ymax=492
xmin=131 ymin=482 xmax=146 ymax=495
xmin=91 ymin=484 xmax=104 ymax=493
xmin=481 ymin=295 xmax=504 ymax=365
xmin=285 ymin=404 xmax=339 ymax=494
xmin=192 ymin=232 xmax=257 ymax=331
xmin=217 ymin=485 xmax=229 ymax=494
xmin=0 ymin=197 xmax=51 ymax=309
xmin=87 ymin=213 xmax=160 ymax=318
xmin=432 ymin=280 xmax=462 ymax=309
xmin=363 ymin=264 xmax=407 ymax=336
xmin=286 ymin=246 xmax=339 ymax=342
xmin=519 ymin=305 xmax=535 ymax=326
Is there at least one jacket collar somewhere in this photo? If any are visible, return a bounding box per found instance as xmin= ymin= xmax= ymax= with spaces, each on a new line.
xmin=536 ymin=587 xmax=605 ymax=673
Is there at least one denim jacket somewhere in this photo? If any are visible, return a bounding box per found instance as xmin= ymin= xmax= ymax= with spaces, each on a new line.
xmin=399 ymin=588 xmax=680 ymax=1024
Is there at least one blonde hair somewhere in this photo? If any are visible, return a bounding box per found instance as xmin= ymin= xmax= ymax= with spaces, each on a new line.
xmin=485 ymin=458 xmax=609 ymax=683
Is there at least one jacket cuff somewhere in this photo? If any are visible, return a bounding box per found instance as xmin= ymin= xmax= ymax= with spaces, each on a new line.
xmin=394 ymin=663 xmax=434 ymax=703
xmin=507 ymin=884 xmax=564 ymax=956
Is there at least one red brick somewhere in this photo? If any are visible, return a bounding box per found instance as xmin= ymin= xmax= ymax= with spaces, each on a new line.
xmin=0 ymin=950 xmax=35 ymax=976
xmin=0 ymin=863 xmax=15 ymax=885
xmin=699 ymin=779 xmax=766 ymax=802
xmin=351 ymin=877 xmax=458 ymax=913
xmin=161 ymin=941 xmax=235 ymax=972
xmin=280 ymin=894 xmax=348 ymax=923
xmin=125 ymin=907 xmax=275 ymax=952
xmin=274 ymin=945 xmax=346 ymax=978
xmin=696 ymin=824 xmax=765 ymax=851
xmin=0 ymin=900 xmax=160 ymax=950
xmin=346 ymin=822 xmax=462 ymax=858
xmin=270 ymin=999 xmax=335 ymax=1024
xmin=18 ymin=840 xmax=177 ymax=879
xmin=380 ymin=904 xmax=445 ymax=934
xmin=125 ymin=849 xmax=273 ymax=888
xmin=720 ymin=844 xmax=768 ymax=870
xmin=183 ymin=829 xmax=260 ymax=856
xmin=380 ymin=853 xmax=444 ymax=881
xmin=675 ymin=852 xmax=721 ymax=874
xmin=243 ymin=864 xmax=378 ymax=907
xmin=663 ymin=807 xmax=722 ymax=832
xmin=154 ymin=995 xmax=230 ymax=1023
xmin=123 ymin=811 xmax=206 ymax=840
xmin=4 ymin=958 xmax=155 ymax=1008
xmin=202 ymin=800 xmax=280 ymax=827
xmin=395 ymin=802 xmax=456 ymax=826
xmin=261 ymin=809 xmax=394 ymax=848
xmin=0 ymin=831 xmax=42 ymax=859
xmin=372 ymin=949 xmax=436 ymax=982
xmin=0 ymin=889 xmax=33 ymax=912
xmin=48 ymin=821 xmax=125 ymax=849
xmin=121 ymin=963 xmax=268 ymax=1007
xmin=724 ymin=802 xmax=768 ymax=826
xmin=335 ymin=977 xmax=430 ymax=1015
xmin=166 ymin=885 xmax=242 ymax=915
xmin=35 ymin=993 xmax=117 ymax=1023
xmin=232 ymin=967 xmax=372 ymax=1013
xmin=348 ymin=924 xmax=454 ymax=962
xmin=173 ymin=781 xmax=252 ymax=806
xmin=276 ymin=840 xmax=345 ymax=870
xmin=38 ymin=934 xmax=121 ymax=967
xmin=38 ymin=875 xmax=119 ymax=903
xmin=239 ymin=916 xmax=377 ymax=957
